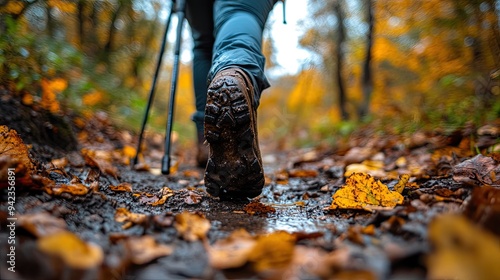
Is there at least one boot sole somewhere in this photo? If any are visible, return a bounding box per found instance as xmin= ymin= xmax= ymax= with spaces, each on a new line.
xmin=204 ymin=75 xmax=264 ymax=199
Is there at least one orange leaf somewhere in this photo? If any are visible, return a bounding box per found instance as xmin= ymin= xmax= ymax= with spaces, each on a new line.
xmin=174 ymin=212 xmax=210 ymax=242
xmin=37 ymin=231 xmax=103 ymax=269
xmin=109 ymin=182 xmax=133 ymax=192
xmin=0 ymin=125 xmax=34 ymax=172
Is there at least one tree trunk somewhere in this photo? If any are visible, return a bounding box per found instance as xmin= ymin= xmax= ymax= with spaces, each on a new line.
xmin=359 ymin=0 xmax=374 ymax=118
xmin=77 ymin=0 xmax=85 ymax=49
xmin=104 ymin=1 xmax=126 ymax=56
xmin=46 ymin=4 xmax=55 ymax=37
xmin=334 ymin=0 xmax=349 ymax=120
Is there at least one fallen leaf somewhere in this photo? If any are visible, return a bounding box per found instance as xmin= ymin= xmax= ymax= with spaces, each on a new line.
xmin=174 ymin=212 xmax=210 ymax=241
xmin=343 ymin=147 xmax=375 ymax=164
xmin=275 ymin=169 xmax=289 ymax=184
xmin=362 ymin=224 xmax=376 ymax=235
xmin=151 ymin=187 xmax=174 ymax=206
xmin=0 ymin=125 xmax=34 ymax=172
xmin=183 ymin=169 xmax=201 ymax=178
xmin=109 ymin=182 xmax=133 ymax=192
xmin=247 ymin=231 xmax=296 ymax=272
xmin=344 ymin=161 xmax=388 ymax=178
xmin=115 ymin=208 xmax=147 ymax=229
xmin=81 ymin=148 xmax=119 ymax=178
xmin=184 ymin=191 xmax=202 ymax=205
xmin=244 ymin=201 xmax=276 ymax=215
xmin=427 ymin=214 xmax=500 ymax=280
xmin=37 ymin=231 xmax=103 ymax=269
xmin=17 ymin=212 xmax=67 ymax=237
xmin=209 ymin=229 xmax=256 ymax=269
xmin=126 ymin=236 xmax=173 ymax=265
xmin=330 ymin=173 xmax=404 ymax=211
xmin=133 ymin=162 xmax=150 ymax=171
xmin=393 ymin=174 xmax=410 ymax=194
xmin=46 ymin=183 xmax=89 ymax=196
xmin=463 ymin=185 xmax=500 ymax=236
xmin=283 ymin=246 xmax=329 ymax=279
xmin=452 ymin=154 xmax=500 ymax=186
xmin=288 ymin=169 xmax=319 ymax=178
xmin=152 ymin=214 xmax=175 ymax=228
xmin=51 ymin=157 xmax=68 ymax=168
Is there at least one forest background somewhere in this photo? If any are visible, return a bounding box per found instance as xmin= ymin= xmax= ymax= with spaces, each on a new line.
xmin=1 ymin=0 xmax=499 ymax=150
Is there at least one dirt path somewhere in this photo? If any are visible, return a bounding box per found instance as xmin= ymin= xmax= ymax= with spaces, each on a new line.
xmin=1 ymin=93 xmax=499 ymax=279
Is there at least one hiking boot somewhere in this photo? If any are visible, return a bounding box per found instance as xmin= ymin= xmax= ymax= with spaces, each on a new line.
xmin=204 ymin=68 xmax=264 ymax=199
xmin=196 ymin=129 xmax=208 ymax=168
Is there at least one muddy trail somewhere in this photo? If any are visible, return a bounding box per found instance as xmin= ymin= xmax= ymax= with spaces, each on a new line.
xmin=1 ymin=93 xmax=500 ymax=280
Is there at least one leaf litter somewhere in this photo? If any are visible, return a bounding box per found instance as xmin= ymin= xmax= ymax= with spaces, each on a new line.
xmin=2 ymin=113 xmax=500 ymax=279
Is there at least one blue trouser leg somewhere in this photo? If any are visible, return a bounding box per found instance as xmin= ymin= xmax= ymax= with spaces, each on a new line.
xmin=186 ymin=0 xmax=276 ymax=128
xmin=186 ymin=0 xmax=214 ymax=132
xmin=211 ymin=0 xmax=276 ymax=107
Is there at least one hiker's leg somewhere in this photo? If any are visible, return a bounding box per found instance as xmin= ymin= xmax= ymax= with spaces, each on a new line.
xmin=210 ymin=0 xmax=276 ymax=106
xmin=203 ymin=0 xmax=277 ymax=199
xmin=186 ymin=0 xmax=214 ymax=166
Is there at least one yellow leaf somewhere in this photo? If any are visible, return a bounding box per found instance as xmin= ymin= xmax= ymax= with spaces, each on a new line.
xmin=247 ymin=231 xmax=296 ymax=272
xmin=37 ymin=231 xmax=103 ymax=269
xmin=394 ymin=174 xmax=410 ymax=194
xmin=330 ymin=173 xmax=404 ymax=211
xmin=174 ymin=212 xmax=210 ymax=242
xmin=428 ymin=214 xmax=500 ymax=280
xmin=122 ymin=145 xmax=137 ymax=158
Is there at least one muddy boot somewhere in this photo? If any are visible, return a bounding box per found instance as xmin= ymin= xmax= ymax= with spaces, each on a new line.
xmin=196 ymin=128 xmax=208 ymax=168
xmin=204 ymin=68 xmax=264 ymax=199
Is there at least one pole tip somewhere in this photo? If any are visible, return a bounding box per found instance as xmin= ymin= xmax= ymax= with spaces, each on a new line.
xmin=161 ymin=155 xmax=171 ymax=175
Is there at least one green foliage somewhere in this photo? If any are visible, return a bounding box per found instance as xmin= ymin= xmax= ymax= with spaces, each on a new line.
xmin=0 ymin=16 xmax=82 ymax=91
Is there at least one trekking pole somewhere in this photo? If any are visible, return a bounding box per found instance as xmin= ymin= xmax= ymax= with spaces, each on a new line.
xmin=161 ymin=0 xmax=186 ymax=174
xmin=133 ymin=1 xmax=175 ymax=167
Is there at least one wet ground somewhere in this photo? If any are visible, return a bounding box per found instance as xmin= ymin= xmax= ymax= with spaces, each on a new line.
xmin=1 ymin=94 xmax=497 ymax=279
xmin=0 ymin=147 xmax=468 ymax=280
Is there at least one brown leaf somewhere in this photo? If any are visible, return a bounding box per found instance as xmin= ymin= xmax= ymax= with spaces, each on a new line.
xmin=288 ymin=169 xmax=319 ymax=178
xmin=17 ymin=212 xmax=67 ymax=237
xmin=126 ymin=236 xmax=173 ymax=265
xmin=37 ymin=231 xmax=103 ymax=269
xmin=174 ymin=212 xmax=210 ymax=242
xmin=184 ymin=191 xmax=202 ymax=205
xmin=463 ymin=185 xmax=500 ymax=235
xmin=81 ymin=148 xmax=119 ymax=178
xmin=0 ymin=125 xmax=34 ymax=172
xmin=452 ymin=154 xmax=500 ymax=186
xmin=244 ymin=201 xmax=276 ymax=215
xmin=209 ymin=229 xmax=256 ymax=269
